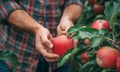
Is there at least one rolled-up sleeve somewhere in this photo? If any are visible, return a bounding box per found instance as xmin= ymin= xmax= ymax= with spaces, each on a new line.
xmin=65 ymin=0 xmax=83 ymax=7
xmin=0 ymin=0 xmax=21 ymax=22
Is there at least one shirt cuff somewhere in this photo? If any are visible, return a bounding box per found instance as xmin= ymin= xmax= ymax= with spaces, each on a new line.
xmin=0 ymin=1 xmax=22 ymax=22
xmin=65 ymin=0 xmax=83 ymax=8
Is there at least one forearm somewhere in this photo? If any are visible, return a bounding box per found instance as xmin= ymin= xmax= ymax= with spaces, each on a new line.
xmin=60 ymin=4 xmax=82 ymax=23
xmin=8 ymin=10 xmax=43 ymax=34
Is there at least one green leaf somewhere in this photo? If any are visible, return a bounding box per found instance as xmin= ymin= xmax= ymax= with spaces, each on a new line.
xmin=87 ymin=50 xmax=96 ymax=57
xmin=67 ymin=26 xmax=99 ymax=40
xmin=94 ymin=14 xmax=105 ymax=20
xmin=57 ymin=48 xmax=80 ymax=68
xmin=0 ymin=50 xmax=20 ymax=72
xmin=90 ymin=36 xmax=106 ymax=48
xmin=104 ymin=1 xmax=120 ymax=28
xmin=104 ymin=1 xmax=120 ymax=20
xmin=72 ymin=31 xmax=80 ymax=39
xmin=98 ymin=29 xmax=108 ymax=35
xmin=79 ymin=60 xmax=96 ymax=72
xmin=78 ymin=27 xmax=98 ymax=39
xmin=101 ymin=69 xmax=117 ymax=72
xmin=67 ymin=24 xmax=81 ymax=36
xmin=57 ymin=53 xmax=71 ymax=68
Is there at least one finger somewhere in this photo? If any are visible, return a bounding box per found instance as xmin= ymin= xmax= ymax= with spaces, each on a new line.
xmin=48 ymin=34 xmax=53 ymax=41
xmin=44 ymin=54 xmax=60 ymax=62
xmin=60 ymin=24 xmax=66 ymax=31
xmin=59 ymin=31 xmax=66 ymax=35
xmin=57 ymin=25 xmax=64 ymax=35
xmin=65 ymin=24 xmax=73 ymax=33
xmin=45 ymin=57 xmax=59 ymax=62
xmin=57 ymin=30 xmax=66 ymax=36
xmin=61 ymin=31 xmax=66 ymax=35
xmin=37 ymin=45 xmax=60 ymax=59
xmin=59 ymin=25 xmax=67 ymax=35
xmin=47 ymin=49 xmax=53 ymax=53
xmin=41 ymin=34 xmax=53 ymax=49
xmin=41 ymin=48 xmax=60 ymax=59
xmin=35 ymin=36 xmax=45 ymax=54
xmin=65 ymin=27 xmax=70 ymax=33
xmin=38 ymin=48 xmax=59 ymax=62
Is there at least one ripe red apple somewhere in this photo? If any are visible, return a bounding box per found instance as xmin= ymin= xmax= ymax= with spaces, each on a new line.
xmin=84 ymin=38 xmax=90 ymax=46
xmin=96 ymin=46 xmax=120 ymax=68
xmin=88 ymin=0 xmax=97 ymax=5
xmin=52 ymin=35 xmax=74 ymax=56
xmin=80 ymin=52 xmax=90 ymax=63
xmin=116 ymin=55 xmax=120 ymax=72
xmin=93 ymin=4 xmax=104 ymax=14
xmin=91 ymin=20 xmax=111 ymax=31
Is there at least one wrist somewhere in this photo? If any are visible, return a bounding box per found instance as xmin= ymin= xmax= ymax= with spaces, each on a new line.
xmin=32 ymin=23 xmax=44 ymax=35
xmin=60 ymin=16 xmax=73 ymax=24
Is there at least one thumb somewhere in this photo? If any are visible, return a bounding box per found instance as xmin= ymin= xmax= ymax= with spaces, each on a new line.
xmin=41 ymin=34 xmax=53 ymax=49
xmin=60 ymin=24 xmax=66 ymax=31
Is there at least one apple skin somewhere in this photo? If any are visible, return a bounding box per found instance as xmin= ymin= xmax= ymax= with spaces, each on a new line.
xmin=52 ymin=35 xmax=74 ymax=56
xmin=91 ymin=20 xmax=111 ymax=31
xmin=80 ymin=52 xmax=90 ymax=63
xmin=96 ymin=46 xmax=120 ymax=68
xmin=93 ymin=4 xmax=104 ymax=14
xmin=88 ymin=0 xmax=97 ymax=5
xmin=116 ymin=55 xmax=120 ymax=72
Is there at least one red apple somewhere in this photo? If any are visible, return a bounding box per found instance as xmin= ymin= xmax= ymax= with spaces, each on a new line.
xmin=96 ymin=46 xmax=120 ymax=68
xmin=91 ymin=20 xmax=111 ymax=31
xmin=81 ymin=52 xmax=90 ymax=63
xmin=52 ymin=35 xmax=74 ymax=56
xmin=116 ymin=55 xmax=120 ymax=72
xmin=88 ymin=0 xmax=97 ymax=5
xmin=93 ymin=4 xmax=104 ymax=14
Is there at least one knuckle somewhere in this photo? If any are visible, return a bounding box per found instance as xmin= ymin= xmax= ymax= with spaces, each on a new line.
xmin=42 ymin=40 xmax=48 ymax=44
xmin=44 ymin=54 xmax=49 ymax=58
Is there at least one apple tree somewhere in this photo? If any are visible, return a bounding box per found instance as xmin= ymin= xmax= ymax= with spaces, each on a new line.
xmin=56 ymin=0 xmax=120 ymax=72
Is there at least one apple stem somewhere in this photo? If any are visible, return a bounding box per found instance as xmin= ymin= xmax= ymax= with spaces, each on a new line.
xmin=105 ymin=37 xmax=120 ymax=51
xmin=105 ymin=37 xmax=113 ymax=41
xmin=113 ymin=45 xmax=120 ymax=51
xmin=116 ymin=41 xmax=120 ymax=45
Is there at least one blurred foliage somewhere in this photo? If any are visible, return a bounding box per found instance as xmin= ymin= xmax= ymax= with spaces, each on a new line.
xmin=0 ymin=50 xmax=20 ymax=72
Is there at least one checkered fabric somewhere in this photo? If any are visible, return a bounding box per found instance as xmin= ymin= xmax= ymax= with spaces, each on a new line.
xmin=0 ymin=0 xmax=83 ymax=72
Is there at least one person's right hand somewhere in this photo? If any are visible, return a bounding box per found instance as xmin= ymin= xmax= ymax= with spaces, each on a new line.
xmin=35 ymin=26 xmax=60 ymax=62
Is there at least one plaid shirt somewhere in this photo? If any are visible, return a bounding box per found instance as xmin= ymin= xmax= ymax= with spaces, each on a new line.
xmin=0 ymin=0 xmax=83 ymax=72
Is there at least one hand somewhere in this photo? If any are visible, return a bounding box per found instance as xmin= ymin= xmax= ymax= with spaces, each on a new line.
xmin=57 ymin=18 xmax=78 ymax=47
xmin=57 ymin=18 xmax=73 ymax=35
xmin=35 ymin=26 xmax=59 ymax=62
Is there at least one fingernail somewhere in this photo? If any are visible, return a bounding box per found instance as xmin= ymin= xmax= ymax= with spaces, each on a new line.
xmin=49 ymin=44 xmax=53 ymax=48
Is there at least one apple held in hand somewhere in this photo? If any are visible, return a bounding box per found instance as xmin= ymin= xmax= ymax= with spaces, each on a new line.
xmin=52 ymin=35 xmax=74 ymax=56
xmin=93 ymin=4 xmax=104 ymax=14
xmin=91 ymin=20 xmax=111 ymax=31
xmin=96 ymin=46 xmax=120 ymax=68
xmin=116 ymin=55 xmax=120 ymax=72
xmin=80 ymin=52 xmax=90 ymax=64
